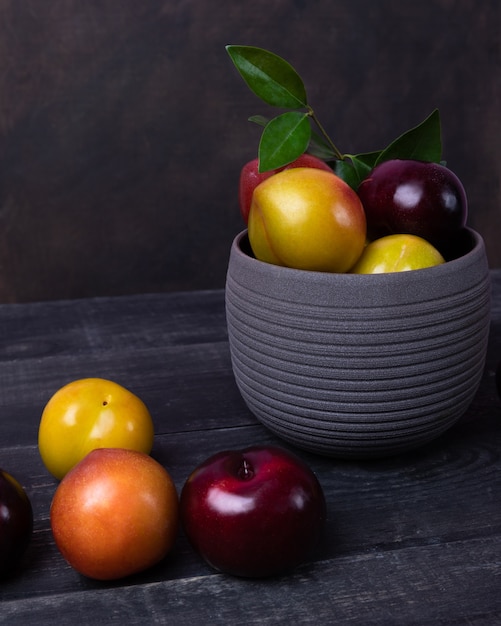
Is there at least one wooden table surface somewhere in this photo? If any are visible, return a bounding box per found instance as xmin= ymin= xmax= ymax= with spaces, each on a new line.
xmin=1 ymin=271 xmax=501 ymax=625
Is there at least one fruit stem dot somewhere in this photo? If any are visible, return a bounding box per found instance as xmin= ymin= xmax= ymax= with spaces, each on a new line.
xmin=238 ymin=459 xmax=254 ymax=481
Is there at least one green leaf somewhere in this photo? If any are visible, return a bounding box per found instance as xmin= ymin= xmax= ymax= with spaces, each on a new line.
xmin=248 ymin=114 xmax=269 ymax=128
xmin=332 ymin=160 xmax=360 ymax=190
xmin=348 ymin=156 xmax=374 ymax=182
xmin=258 ymin=111 xmax=311 ymax=172
xmin=349 ymin=150 xmax=381 ymax=168
xmin=375 ymin=109 xmax=442 ymax=165
xmin=330 ymin=151 xmax=382 ymax=190
xmin=226 ymin=45 xmax=307 ymax=108
xmin=250 ymin=115 xmax=337 ymax=162
xmin=308 ymin=130 xmax=338 ymax=161
xmin=333 ymin=151 xmax=380 ymax=189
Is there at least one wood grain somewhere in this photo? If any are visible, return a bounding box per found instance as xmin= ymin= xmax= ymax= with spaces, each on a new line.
xmin=0 ymin=0 xmax=499 ymax=302
xmin=1 ymin=273 xmax=501 ymax=623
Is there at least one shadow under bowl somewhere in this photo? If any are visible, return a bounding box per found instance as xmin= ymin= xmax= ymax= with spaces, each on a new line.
xmin=225 ymin=228 xmax=491 ymax=459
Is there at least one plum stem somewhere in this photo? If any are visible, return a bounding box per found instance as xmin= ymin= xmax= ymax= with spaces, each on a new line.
xmin=308 ymin=107 xmax=345 ymax=161
xmin=238 ymin=459 xmax=254 ymax=481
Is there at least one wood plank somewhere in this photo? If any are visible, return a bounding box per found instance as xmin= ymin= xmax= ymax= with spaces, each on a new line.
xmin=0 ymin=1 xmax=500 ymax=303
xmin=0 ymin=340 xmax=253 ymax=445
xmin=2 ymin=537 xmax=500 ymax=625
xmin=0 ymin=290 xmax=255 ymax=445
xmin=2 ymin=394 xmax=501 ymax=604
xmin=0 ymin=291 xmax=229 ymax=359
xmin=1 ymin=278 xmax=501 ymax=622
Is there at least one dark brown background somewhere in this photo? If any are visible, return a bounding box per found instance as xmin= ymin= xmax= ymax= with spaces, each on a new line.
xmin=0 ymin=0 xmax=499 ymax=303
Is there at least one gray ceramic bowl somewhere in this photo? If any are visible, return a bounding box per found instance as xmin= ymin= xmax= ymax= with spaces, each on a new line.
xmin=225 ymin=228 xmax=491 ymax=459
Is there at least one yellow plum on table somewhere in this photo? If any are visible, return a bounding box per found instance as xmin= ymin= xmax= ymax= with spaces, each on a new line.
xmin=38 ymin=378 xmax=154 ymax=480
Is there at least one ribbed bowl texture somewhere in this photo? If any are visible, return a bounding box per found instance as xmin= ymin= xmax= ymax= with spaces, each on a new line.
xmin=225 ymin=229 xmax=491 ymax=459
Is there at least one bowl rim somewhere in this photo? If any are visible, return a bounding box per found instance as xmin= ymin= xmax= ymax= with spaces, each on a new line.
xmin=231 ymin=227 xmax=484 ymax=279
xmin=227 ymin=227 xmax=490 ymax=307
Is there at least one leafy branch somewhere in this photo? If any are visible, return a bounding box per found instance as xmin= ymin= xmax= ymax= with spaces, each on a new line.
xmin=226 ymin=45 xmax=442 ymax=189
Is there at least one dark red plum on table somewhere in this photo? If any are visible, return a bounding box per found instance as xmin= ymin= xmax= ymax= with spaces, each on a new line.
xmin=180 ymin=445 xmax=326 ymax=578
xmin=0 ymin=469 xmax=33 ymax=578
